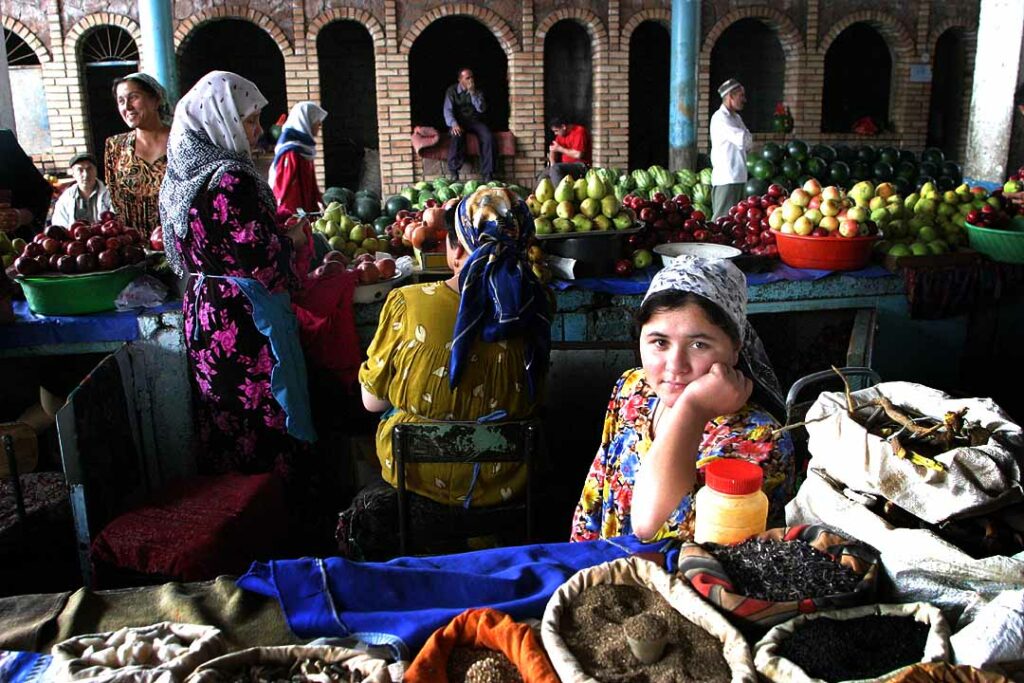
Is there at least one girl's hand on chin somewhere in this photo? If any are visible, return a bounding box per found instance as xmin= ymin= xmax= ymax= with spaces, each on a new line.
xmin=680 ymin=362 xmax=752 ymax=422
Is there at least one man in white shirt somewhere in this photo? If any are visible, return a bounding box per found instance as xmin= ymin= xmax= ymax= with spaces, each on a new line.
xmin=50 ymin=153 xmax=112 ymax=227
xmin=709 ymin=79 xmax=752 ymax=220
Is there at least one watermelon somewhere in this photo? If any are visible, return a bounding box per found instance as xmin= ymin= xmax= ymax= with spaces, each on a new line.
xmin=936 ymin=176 xmax=957 ymax=192
xmin=463 ymin=180 xmax=480 ymax=194
xmin=323 ymin=186 xmax=355 ymax=211
xmin=770 ymin=175 xmax=790 ymax=191
xmin=893 ymin=177 xmax=913 ymax=197
xmin=834 ymin=144 xmax=854 ymax=163
xmin=400 ymin=187 xmax=417 ymax=203
xmin=922 ymin=147 xmax=945 ymax=165
xmin=916 ymin=175 xmax=936 ymax=189
xmin=449 ymin=182 xmax=465 ymax=195
xmin=744 ymin=178 xmax=768 ymax=196
xmin=805 ymin=156 xmax=827 ymax=178
xmin=753 ymin=160 xmax=775 ymax=181
xmin=384 ymin=195 xmax=411 ymax=218
xmin=786 ymin=140 xmax=809 ymax=161
xmin=373 ymin=215 xmax=392 ymax=236
xmin=851 ymin=161 xmax=872 ymax=182
xmin=435 ymin=186 xmax=455 ymax=202
xmin=761 ymin=142 xmax=784 ymax=164
xmin=941 ymin=162 xmax=961 ymax=183
xmin=811 ymin=144 xmax=837 ymax=165
xmin=919 ymin=161 xmax=941 ymax=180
xmin=856 ymin=145 xmax=877 ymax=164
xmin=878 ymin=147 xmax=899 ymax=166
xmin=746 ymin=158 xmax=760 ymax=176
xmin=896 ymin=161 xmax=918 ymax=181
xmin=899 ymin=149 xmax=916 ymax=164
xmin=413 ymin=181 xmax=430 ymax=192
xmin=353 ymin=195 xmax=381 ymax=223
xmin=829 ymin=161 xmax=851 ymax=186
xmin=417 ymin=190 xmax=437 ymax=207
xmin=872 ymin=162 xmax=894 ymax=182
xmin=781 ymin=158 xmax=801 ymax=180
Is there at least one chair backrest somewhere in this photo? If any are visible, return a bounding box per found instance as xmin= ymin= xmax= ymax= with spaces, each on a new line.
xmin=56 ymin=344 xmax=148 ymax=583
xmin=392 ymin=420 xmax=541 ymax=555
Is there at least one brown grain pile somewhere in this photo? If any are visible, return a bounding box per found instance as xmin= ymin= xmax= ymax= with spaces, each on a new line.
xmin=559 ymin=583 xmax=731 ymax=682
xmin=447 ymin=646 xmax=524 ymax=683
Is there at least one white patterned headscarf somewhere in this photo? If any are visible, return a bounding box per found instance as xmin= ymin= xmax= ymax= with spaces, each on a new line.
xmin=159 ymin=71 xmax=274 ymax=276
xmin=642 ymin=255 xmax=785 ymax=416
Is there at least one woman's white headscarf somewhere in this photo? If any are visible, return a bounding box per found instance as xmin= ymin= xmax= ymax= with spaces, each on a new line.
xmin=159 ymin=71 xmax=274 ymax=276
xmin=268 ymin=102 xmax=328 ymax=187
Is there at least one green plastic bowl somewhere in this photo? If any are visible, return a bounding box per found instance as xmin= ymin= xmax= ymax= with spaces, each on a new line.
xmin=964 ymin=220 xmax=1024 ymax=264
xmin=15 ymin=264 xmax=143 ymax=315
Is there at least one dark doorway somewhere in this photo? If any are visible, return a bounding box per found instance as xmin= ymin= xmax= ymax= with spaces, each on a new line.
xmin=544 ymin=20 xmax=592 ymax=143
xmin=821 ymin=23 xmax=892 ymax=133
xmin=408 ymin=17 xmax=509 ymax=131
xmin=317 ymin=21 xmax=379 ymax=190
xmin=628 ymin=21 xmax=670 ymax=170
xmin=708 ymin=19 xmax=784 ymax=133
xmin=177 ymin=19 xmax=288 ymax=135
xmin=80 ymin=25 xmax=139 ymax=177
xmin=926 ymin=29 xmax=967 ymax=159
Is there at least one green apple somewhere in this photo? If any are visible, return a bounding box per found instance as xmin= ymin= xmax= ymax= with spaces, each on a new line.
xmin=887 ymin=243 xmax=912 ymax=257
xmin=572 ymin=215 xmax=593 ymax=232
xmin=534 ymin=217 xmax=553 ymax=235
xmin=328 ymin=235 xmax=344 ymax=250
xmin=632 ymin=249 xmax=654 ymax=269
xmin=910 ymin=242 xmax=929 ymax=256
xmin=553 ymin=217 xmax=573 ymax=233
xmin=917 ymin=225 xmax=938 ymax=243
xmin=593 ymin=215 xmax=612 ymax=231
xmin=349 ymin=225 xmax=366 ymax=243
xmin=612 ymin=212 xmax=633 ymax=230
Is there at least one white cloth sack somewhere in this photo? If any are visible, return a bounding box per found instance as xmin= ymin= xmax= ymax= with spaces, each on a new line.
xmin=787 ymin=468 xmax=1024 ymax=621
xmin=804 ymin=382 xmax=1024 ymax=525
xmin=51 ymin=622 xmax=225 ymax=683
xmin=540 ymin=556 xmax=757 ymax=683
xmin=950 ymin=590 xmax=1024 ymax=670
xmin=185 ymin=645 xmax=392 ymax=683
xmin=754 ymin=602 xmax=951 ymax=683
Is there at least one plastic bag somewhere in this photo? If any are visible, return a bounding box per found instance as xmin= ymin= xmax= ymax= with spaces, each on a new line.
xmin=115 ymin=275 xmax=169 ymax=311
xmin=51 ymin=622 xmax=224 ymax=682
xmin=540 ymin=556 xmax=757 ymax=683
xmin=754 ymin=602 xmax=951 ymax=683
xmin=804 ymin=382 xmax=1023 ymax=525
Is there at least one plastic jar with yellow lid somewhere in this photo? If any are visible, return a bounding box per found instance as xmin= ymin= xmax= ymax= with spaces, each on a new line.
xmin=693 ymin=458 xmax=768 ymax=544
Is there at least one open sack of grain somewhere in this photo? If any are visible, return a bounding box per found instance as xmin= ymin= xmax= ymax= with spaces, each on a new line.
xmin=51 ymin=622 xmax=225 ymax=682
xmin=184 ymin=644 xmax=392 ymax=683
xmin=753 ymin=602 xmax=951 ymax=683
xmin=540 ymin=555 xmax=756 ymax=683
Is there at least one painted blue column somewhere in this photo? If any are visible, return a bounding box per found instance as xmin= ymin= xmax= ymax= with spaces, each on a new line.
xmin=139 ymin=0 xmax=179 ymax=103
xmin=669 ymin=0 xmax=700 ymax=170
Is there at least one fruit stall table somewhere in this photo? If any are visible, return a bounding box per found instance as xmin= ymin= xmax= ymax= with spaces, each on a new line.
xmin=0 ymin=300 xmax=196 ymax=484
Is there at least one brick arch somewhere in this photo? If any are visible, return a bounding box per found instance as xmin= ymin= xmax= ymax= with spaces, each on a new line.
xmin=400 ymin=7 xmax=518 ymax=57
xmin=535 ymin=8 xmax=608 ymax=49
xmin=65 ymin=13 xmax=143 ymax=60
xmin=307 ymin=8 xmax=385 ymax=50
xmin=927 ymin=21 xmax=976 ymax=57
xmin=174 ymin=7 xmax=293 ymax=57
xmin=701 ymin=7 xmax=803 ymax=59
xmin=621 ymin=10 xmax=671 ymax=49
xmin=818 ymin=11 xmax=915 ymax=57
xmin=2 ymin=16 xmax=51 ymax=63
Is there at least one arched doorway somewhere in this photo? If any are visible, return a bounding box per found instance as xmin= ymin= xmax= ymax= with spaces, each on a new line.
xmin=628 ymin=21 xmax=670 ymax=170
xmin=708 ymin=19 xmax=784 ymax=133
xmin=317 ymin=21 xmax=379 ymax=190
xmin=926 ymin=29 xmax=967 ymax=159
xmin=177 ymin=19 xmax=288 ymax=138
xmin=4 ymin=28 xmax=50 ymax=153
xmin=821 ymin=23 xmax=891 ymax=133
xmin=80 ymin=25 xmax=139 ymax=172
xmin=544 ymin=20 xmax=592 ymax=136
xmin=408 ymin=16 xmax=509 ymax=131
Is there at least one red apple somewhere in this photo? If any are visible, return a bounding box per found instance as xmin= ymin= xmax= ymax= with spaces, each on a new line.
xmin=122 ymin=245 xmax=145 ymax=264
xmin=66 ymin=241 xmax=87 ymax=257
xmin=73 ymin=226 xmax=92 ymax=241
xmin=23 ymin=243 xmax=44 ymax=258
xmin=356 ymin=262 xmax=381 ymax=284
xmin=375 ymin=258 xmax=397 ymax=279
xmin=14 ymin=256 xmax=42 ymax=276
xmin=87 ymin=236 xmax=107 ymax=254
xmin=57 ymin=255 xmax=77 ymax=274
xmin=105 ymin=237 xmax=122 ymax=251
xmin=44 ymin=225 xmax=70 ymax=240
xmin=99 ymin=211 xmax=116 ymax=222
xmin=614 ymin=259 xmax=634 ymax=277
xmin=98 ymin=249 xmax=121 ymax=270
xmin=48 ymin=254 xmax=62 ymax=270
xmin=691 ymin=211 xmax=706 ymax=221
xmin=41 ymin=238 xmax=61 ymax=255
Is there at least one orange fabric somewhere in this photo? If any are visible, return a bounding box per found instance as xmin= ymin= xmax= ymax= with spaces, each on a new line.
xmin=404 ymin=608 xmax=560 ymax=683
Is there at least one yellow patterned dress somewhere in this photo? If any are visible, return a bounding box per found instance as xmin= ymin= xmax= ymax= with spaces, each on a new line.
xmin=358 ymin=281 xmax=542 ymax=507
xmin=104 ymin=131 xmax=167 ymax=232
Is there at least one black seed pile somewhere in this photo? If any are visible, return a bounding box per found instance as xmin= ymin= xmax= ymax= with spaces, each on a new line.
xmin=704 ymin=539 xmax=861 ymax=601
xmin=777 ymin=615 xmax=929 ymax=682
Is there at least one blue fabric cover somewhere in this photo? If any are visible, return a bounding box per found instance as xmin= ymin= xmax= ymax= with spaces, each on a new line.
xmin=2 ymin=301 xmax=179 ymax=349
xmin=238 ymin=537 xmax=676 ymax=656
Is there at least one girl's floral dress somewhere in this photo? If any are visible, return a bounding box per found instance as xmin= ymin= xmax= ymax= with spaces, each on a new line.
xmin=177 ymin=171 xmax=305 ymax=476
xmin=570 ymin=367 xmax=795 ymax=542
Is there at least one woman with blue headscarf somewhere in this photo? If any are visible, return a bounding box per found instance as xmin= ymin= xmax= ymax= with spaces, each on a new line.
xmin=354 ymin=188 xmax=551 ymax=547
xmin=269 ymin=101 xmax=328 ymax=215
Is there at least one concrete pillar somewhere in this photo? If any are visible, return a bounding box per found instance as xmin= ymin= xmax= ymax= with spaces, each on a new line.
xmin=0 ymin=31 xmax=16 ymax=133
xmin=963 ymin=0 xmax=1024 ymax=183
xmin=668 ymin=0 xmax=699 ymax=170
xmin=138 ymin=0 xmax=179 ymax=102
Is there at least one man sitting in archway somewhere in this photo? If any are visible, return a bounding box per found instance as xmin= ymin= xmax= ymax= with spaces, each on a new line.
xmin=444 ymin=67 xmax=494 ymax=182
xmin=541 ymin=115 xmax=591 ymax=187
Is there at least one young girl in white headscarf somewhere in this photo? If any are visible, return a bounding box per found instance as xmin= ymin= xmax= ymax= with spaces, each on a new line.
xmin=570 ymin=255 xmax=795 ymax=543
xmin=268 ymin=101 xmax=328 ymax=214
xmin=159 ymin=71 xmax=316 ymax=478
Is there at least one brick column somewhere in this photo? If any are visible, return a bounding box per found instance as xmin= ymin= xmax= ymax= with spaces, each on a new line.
xmin=796 ymin=0 xmax=823 ymax=138
xmin=376 ymin=0 xmax=414 ymax=196
xmin=509 ymin=0 xmax=544 ymax=186
xmin=898 ymin=0 xmax=931 ymax=150
xmin=604 ymin=0 xmax=629 ymax=170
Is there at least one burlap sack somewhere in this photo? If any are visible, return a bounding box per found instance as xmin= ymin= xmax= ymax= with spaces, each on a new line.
xmin=804 ymin=382 xmax=1023 ymax=525
xmin=185 ymin=645 xmax=392 ymax=682
xmin=51 ymin=622 xmax=225 ymax=683
xmin=540 ymin=556 xmax=757 ymax=683
xmin=754 ymin=602 xmax=951 ymax=683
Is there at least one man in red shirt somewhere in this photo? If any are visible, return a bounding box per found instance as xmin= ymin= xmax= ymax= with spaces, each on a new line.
xmin=543 ymin=116 xmax=590 ymax=185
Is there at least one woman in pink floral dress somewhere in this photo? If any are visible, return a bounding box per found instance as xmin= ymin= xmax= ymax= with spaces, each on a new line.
xmin=159 ymin=72 xmax=315 ymax=476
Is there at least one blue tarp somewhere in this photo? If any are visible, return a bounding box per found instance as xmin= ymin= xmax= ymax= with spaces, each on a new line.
xmin=238 ymin=537 xmax=676 ymax=657
xmin=1 ymin=301 xmax=179 ymax=349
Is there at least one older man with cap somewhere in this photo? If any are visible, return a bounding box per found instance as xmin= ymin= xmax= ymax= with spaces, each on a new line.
xmin=709 ymin=78 xmax=752 ymax=220
xmin=50 ymin=152 xmax=112 ymax=227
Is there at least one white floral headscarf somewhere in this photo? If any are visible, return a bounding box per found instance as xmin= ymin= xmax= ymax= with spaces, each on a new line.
xmin=643 ymin=255 xmax=785 ymax=415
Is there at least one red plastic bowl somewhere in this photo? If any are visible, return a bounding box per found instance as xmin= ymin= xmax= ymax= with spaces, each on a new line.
xmin=771 ymin=230 xmax=877 ymax=271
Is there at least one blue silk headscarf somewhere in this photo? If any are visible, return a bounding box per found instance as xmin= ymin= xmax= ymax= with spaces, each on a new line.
xmin=448 ymin=188 xmax=552 ymax=398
